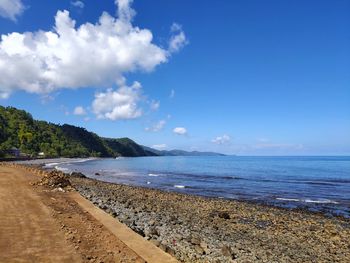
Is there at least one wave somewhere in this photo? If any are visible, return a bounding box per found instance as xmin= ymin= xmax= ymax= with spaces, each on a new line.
xmin=276 ymin=198 xmax=300 ymax=202
xmin=54 ymin=166 xmax=69 ymax=172
xmin=44 ymin=158 xmax=95 ymax=168
xmin=44 ymin=162 xmax=60 ymax=167
xmin=304 ymin=199 xmax=339 ymax=204
xmin=148 ymin=173 xmax=161 ymax=177
xmin=174 ymin=185 xmax=186 ymax=189
xmin=276 ymin=197 xmax=339 ymax=204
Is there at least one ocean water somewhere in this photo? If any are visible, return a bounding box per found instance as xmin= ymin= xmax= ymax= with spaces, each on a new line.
xmin=51 ymin=156 xmax=350 ymax=218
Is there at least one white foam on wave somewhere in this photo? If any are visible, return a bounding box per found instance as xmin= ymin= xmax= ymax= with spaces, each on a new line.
xmin=148 ymin=173 xmax=160 ymax=177
xmin=304 ymin=199 xmax=339 ymax=204
xmin=147 ymin=181 xmax=151 ymax=185
xmin=44 ymin=158 xmax=95 ymax=168
xmin=276 ymin=197 xmax=339 ymax=204
xmin=276 ymin=198 xmax=300 ymax=202
xmin=44 ymin=162 xmax=60 ymax=167
xmin=55 ymin=166 xmax=69 ymax=172
xmin=174 ymin=185 xmax=186 ymax=189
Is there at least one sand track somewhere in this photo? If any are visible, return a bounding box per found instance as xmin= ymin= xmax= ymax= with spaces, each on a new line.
xmin=0 ymin=166 xmax=81 ymax=262
xmin=0 ymin=166 xmax=151 ymax=262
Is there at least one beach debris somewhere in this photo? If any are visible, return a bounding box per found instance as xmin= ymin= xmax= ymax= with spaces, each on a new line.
xmin=34 ymin=170 xmax=73 ymax=190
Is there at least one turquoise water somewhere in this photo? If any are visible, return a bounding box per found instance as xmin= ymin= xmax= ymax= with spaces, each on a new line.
xmin=55 ymin=156 xmax=350 ymax=217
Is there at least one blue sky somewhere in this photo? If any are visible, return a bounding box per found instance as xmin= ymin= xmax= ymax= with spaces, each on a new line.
xmin=0 ymin=0 xmax=349 ymax=155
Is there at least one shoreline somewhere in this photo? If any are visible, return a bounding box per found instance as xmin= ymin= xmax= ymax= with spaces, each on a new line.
xmin=8 ymin=160 xmax=350 ymax=262
xmin=69 ymin=174 xmax=349 ymax=262
xmin=18 ymin=157 xmax=349 ymax=219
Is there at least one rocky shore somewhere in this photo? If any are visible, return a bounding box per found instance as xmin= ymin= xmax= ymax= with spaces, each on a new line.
xmin=69 ymin=175 xmax=350 ymax=263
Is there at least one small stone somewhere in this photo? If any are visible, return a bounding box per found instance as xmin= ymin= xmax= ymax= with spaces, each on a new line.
xmin=150 ymin=239 xmax=160 ymax=247
xmin=218 ymin=211 xmax=230 ymax=219
xmin=174 ymin=234 xmax=182 ymax=241
xmin=200 ymin=241 xmax=208 ymax=250
xmin=190 ymin=237 xmax=201 ymax=245
xmin=159 ymin=243 xmax=167 ymax=251
xmin=148 ymin=227 xmax=158 ymax=236
xmin=222 ymin=245 xmax=233 ymax=257
xmin=309 ymin=225 xmax=318 ymax=231
xmin=194 ymin=245 xmax=205 ymax=255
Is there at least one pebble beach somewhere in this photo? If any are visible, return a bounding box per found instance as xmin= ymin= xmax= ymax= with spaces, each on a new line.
xmin=70 ymin=174 xmax=350 ymax=263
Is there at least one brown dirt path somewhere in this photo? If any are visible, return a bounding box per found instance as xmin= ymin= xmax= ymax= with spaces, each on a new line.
xmin=0 ymin=165 xmax=146 ymax=263
xmin=0 ymin=166 xmax=81 ymax=262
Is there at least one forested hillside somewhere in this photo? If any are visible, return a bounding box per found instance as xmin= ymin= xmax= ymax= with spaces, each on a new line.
xmin=0 ymin=106 xmax=155 ymax=158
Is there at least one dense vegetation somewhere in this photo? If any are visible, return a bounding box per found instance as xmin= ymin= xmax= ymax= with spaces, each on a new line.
xmin=0 ymin=106 xmax=156 ymax=158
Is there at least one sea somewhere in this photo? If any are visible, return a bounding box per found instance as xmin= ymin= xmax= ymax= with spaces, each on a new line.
xmin=48 ymin=156 xmax=350 ymax=218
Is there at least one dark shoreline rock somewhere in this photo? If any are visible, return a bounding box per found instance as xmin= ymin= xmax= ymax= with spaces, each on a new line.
xmin=69 ymin=176 xmax=350 ymax=263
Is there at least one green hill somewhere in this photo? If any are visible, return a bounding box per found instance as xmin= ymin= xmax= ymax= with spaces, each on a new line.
xmin=0 ymin=106 xmax=156 ymax=158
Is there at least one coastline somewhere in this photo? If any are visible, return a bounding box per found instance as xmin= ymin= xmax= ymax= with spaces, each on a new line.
xmin=70 ymin=174 xmax=350 ymax=263
xmin=8 ymin=159 xmax=350 ymax=262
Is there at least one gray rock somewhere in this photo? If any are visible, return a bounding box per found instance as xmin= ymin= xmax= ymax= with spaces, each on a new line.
xmin=194 ymin=245 xmax=205 ymax=255
xmin=190 ymin=237 xmax=201 ymax=245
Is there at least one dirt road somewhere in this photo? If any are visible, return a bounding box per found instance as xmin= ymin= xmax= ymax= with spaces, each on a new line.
xmin=0 ymin=165 xmax=146 ymax=262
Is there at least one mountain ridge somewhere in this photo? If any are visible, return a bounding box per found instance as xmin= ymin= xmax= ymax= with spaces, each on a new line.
xmin=0 ymin=106 xmax=224 ymax=158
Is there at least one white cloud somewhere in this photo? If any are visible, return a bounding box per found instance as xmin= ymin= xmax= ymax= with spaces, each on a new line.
xmin=170 ymin=23 xmax=182 ymax=32
xmin=0 ymin=0 xmax=25 ymax=21
xmin=169 ymin=23 xmax=187 ymax=53
xmin=150 ymin=100 xmax=160 ymax=111
xmin=212 ymin=134 xmax=231 ymax=145
xmin=0 ymin=91 xmax=10 ymax=99
xmin=92 ymin=81 xmax=142 ymax=120
xmin=152 ymin=144 xmax=167 ymax=150
xmin=73 ymin=106 xmax=86 ymax=115
xmin=145 ymin=119 xmax=166 ymax=132
xmin=115 ymin=0 xmax=136 ymax=22
xmin=0 ymin=0 xmax=184 ymax=100
xmin=173 ymin=127 xmax=187 ymax=135
xmin=169 ymin=89 xmax=175 ymax=98
xmin=71 ymin=0 xmax=84 ymax=9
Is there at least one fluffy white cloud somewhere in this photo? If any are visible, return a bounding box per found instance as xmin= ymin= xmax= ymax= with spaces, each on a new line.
xmin=169 ymin=23 xmax=187 ymax=53
xmin=173 ymin=127 xmax=187 ymax=135
xmin=71 ymin=1 xmax=84 ymax=9
xmin=73 ymin=106 xmax=86 ymax=115
xmin=212 ymin=134 xmax=231 ymax=145
xmin=0 ymin=0 xmax=183 ymax=99
xmin=92 ymin=81 xmax=142 ymax=120
xmin=145 ymin=119 xmax=166 ymax=132
xmin=0 ymin=0 xmax=24 ymax=21
xmin=152 ymin=144 xmax=167 ymax=150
